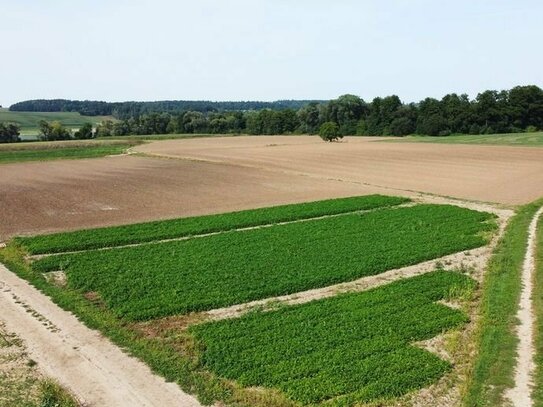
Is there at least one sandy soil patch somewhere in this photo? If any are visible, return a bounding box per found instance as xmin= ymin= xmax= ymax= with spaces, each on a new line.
xmin=135 ymin=136 xmax=543 ymax=205
xmin=0 ymin=321 xmax=43 ymax=406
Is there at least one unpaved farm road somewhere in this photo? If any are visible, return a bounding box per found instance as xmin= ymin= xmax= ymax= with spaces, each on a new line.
xmin=0 ymin=263 xmax=202 ymax=407
xmin=506 ymin=206 xmax=543 ymax=407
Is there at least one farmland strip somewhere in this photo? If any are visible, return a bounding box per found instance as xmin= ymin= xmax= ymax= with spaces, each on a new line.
xmin=17 ymin=194 xmax=408 ymax=254
xmin=32 ymin=204 xmax=495 ymax=320
xmin=192 ymin=270 xmax=475 ymax=404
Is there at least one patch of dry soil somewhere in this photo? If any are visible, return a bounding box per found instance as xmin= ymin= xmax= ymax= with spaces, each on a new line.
xmin=0 ymin=154 xmax=389 ymax=241
xmin=135 ymin=135 xmax=543 ymax=205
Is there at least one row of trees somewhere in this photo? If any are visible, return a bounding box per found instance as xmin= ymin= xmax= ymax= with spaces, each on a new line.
xmin=37 ymin=121 xmax=94 ymax=141
xmin=91 ymin=85 xmax=543 ymax=138
xmin=10 ymin=99 xmax=323 ymax=119
xmin=0 ymin=123 xmax=20 ymax=143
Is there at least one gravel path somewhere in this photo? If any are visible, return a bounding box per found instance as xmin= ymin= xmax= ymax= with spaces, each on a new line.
xmin=0 ymin=263 xmax=202 ymax=407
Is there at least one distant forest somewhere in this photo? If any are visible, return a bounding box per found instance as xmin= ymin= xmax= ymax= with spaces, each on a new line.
xmin=7 ymin=85 xmax=543 ymax=137
xmin=9 ymin=99 xmax=323 ymax=118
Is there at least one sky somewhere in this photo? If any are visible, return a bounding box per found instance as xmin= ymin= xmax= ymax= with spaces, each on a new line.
xmin=1 ymin=0 xmax=542 ymax=107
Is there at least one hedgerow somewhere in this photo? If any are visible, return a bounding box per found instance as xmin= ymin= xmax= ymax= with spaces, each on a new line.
xmin=192 ymin=270 xmax=475 ymax=404
xmin=17 ymin=195 xmax=408 ymax=254
xmin=33 ymin=204 xmax=495 ymax=321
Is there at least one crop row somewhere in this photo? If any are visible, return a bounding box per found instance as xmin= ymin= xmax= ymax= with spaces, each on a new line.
xmin=191 ymin=270 xmax=475 ymax=404
xmin=17 ymin=194 xmax=408 ymax=254
xmin=33 ymin=204 xmax=495 ymax=321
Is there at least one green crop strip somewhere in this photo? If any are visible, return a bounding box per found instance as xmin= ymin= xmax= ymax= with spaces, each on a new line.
xmin=33 ymin=204 xmax=495 ymax=321
xmin=465 ymin=199 xmax=543 ymax=406
xmin=0 ymin=145 xmax=131 ymax=164
xmin=18 ymin=195 xmax=408 ymax=254
xmin=192 ymin=270 xmax=475 ymax=405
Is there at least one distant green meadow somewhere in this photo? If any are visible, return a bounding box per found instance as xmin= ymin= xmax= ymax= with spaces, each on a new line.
xmin=0 ymin=108 xmax=113 ymax=135
xmin=0 ymin=139 xmax=139 ymax=164
xmin=398 ymin=132 xmax=543 ymax=147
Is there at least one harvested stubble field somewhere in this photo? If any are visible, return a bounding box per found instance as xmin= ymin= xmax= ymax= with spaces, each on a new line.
xmin=8 ymin=195 xmax=499 ymax=406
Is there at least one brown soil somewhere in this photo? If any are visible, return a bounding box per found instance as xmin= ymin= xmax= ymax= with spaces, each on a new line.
xmin=135 ymin=135 xmax=543 ymax=205
xmin=3 ymin=135 xmax=541 ymax=240
xmin=0 ymin=154 xmax=386 ymax=241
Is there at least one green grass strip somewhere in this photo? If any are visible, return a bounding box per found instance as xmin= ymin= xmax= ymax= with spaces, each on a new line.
xmin=192 ymin=270 xmax=475 ymax=404
xmin=33 ymin=204 xmax=495 ymax=321
xmin=17 ymin=195 xmax=408 ymax=254
xmin=396 ymin=132 xmax=543 ymax=147
xmin=0 ymin=145 xmax=130 ymax=164
xmin=533 ymin=215 xmax=543 ymax=407
xmin=465 ymin=199 xmax=543 ymax=406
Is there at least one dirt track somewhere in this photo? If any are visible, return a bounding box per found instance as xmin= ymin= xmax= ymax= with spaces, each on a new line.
xmin=0 ymin=263 xmax=202 ymax=407
xmin=506 ymin=207 xmax=543 ymax=406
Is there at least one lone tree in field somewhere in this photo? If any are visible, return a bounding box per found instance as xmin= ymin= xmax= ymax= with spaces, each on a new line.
xmin=318 ymin=121 xmax=342 ymax=142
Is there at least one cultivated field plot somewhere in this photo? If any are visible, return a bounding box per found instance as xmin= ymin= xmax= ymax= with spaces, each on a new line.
xmin=12 ymin=196 xmax=497 ymax=405
xmin=135 ymin=136 xmax=543 ymax=204
xmin=0 ymin=155 xmax=387 ymax=241
xmin=31 ymin=201 xmax=494 ymax=320
xmin=192 ymin=271 xmax=474 ymax=405
xmin=3 ymin=135 xmax=542 ymax=241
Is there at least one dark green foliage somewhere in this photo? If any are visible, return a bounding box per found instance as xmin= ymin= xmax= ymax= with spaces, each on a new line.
xmin=192 ymin=271 xmax=475 ymax=404
xmin=20 ymin=195 xmax=406 ymax=254
xmin=38 ymin=120 xmax=72 ymax=141
xmin=319 ymin=121 xmax=341 ymax=141
xmin=0 ymin=122 xmax=20 ymax=143
xmin=73 ymin=122 xmax=94 ymax=139
xmin=10 ymin=85 xmax=542 ymax=137
xmin=32 ymin=204 xmax=494 ymax=320
xmin=388 ymin=117 xmax=415 ymax=136
xmin=10 ymin=99 xmax=323 ymax=118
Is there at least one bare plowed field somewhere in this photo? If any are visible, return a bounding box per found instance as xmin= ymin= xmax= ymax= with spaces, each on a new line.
xmin=135 ymin=136 xmax=543 ymax=205
xmin=0 ymin=155 xmax=384 ymax=240
xmin=3 ymin=135 xmax=543 ymax=240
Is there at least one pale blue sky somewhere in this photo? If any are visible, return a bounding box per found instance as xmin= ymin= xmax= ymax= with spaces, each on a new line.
xmin=1 ymin=0 xmax=542 ymax=107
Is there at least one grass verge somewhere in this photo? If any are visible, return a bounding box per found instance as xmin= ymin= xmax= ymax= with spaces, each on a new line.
xmin=396 ymin=132 xmax=543 ymax=147
xmin=0 ymin=139 xmax=141 ymax=164
xmin=533 ymin=215 xmax=543 ymax=406
xmin=464 ymin=198 xmax=543 ymax=406
xmin=18 ymin=195 xmax=408 ymax=254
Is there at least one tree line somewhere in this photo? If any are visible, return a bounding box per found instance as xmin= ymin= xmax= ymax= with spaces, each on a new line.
xmin=9 ymin=99 xmax=324 ymax=119
xmin=0 ymin=123 xmax=20 ymax=143
xmin=91 ymin=85 xmax=543 ymax=137
xmin=3 ymin=84 xmax=543 ymax=142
